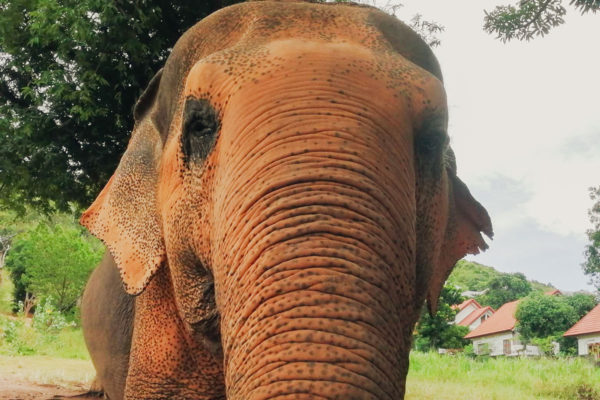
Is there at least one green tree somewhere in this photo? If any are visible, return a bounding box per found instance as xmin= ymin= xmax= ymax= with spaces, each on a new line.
xmin=0 ymin=0 xmax=244 ymax=213
xmin=565 ymin=292 xmax=597 ymax=318
xmin=476 ymin=272 xmax=532 ymax=310
xmin=414 ymin=285 xmax=470 ymax=350
xmin=484 ymin=0 xmax=599 ymax=42
xmin=583 ymin=186 xmax=600 ymax=291
xmin=516 ymin=293 xmax=578 ymax=342
xmin=5 ymin=219 xmax=103 ymax=313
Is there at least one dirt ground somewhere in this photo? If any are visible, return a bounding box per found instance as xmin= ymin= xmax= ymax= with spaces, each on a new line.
xmin=0 ymin=378 xmax=98 ymax=400
xmin=0 ymin=356 xmax=97 ymax=400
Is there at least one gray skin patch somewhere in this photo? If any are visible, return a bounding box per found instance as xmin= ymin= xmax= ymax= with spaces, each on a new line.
xmin=182 ymin=97 xmax=220 ymax=165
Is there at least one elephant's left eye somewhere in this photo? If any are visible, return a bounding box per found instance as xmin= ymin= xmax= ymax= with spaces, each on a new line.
xmin=182 ymin=97 xmax=220 ymax=165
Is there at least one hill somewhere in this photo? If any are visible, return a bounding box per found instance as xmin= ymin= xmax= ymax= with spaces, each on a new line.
xmin=447 ymin=260 xmax=555 ymax=294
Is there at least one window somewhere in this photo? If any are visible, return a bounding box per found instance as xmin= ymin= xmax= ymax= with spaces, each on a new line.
xmin=477 ymin=343 xmax=484 ymax=354
xmin=589 ymin=343 xmax=600 ymax=360
xmin=503 ymin=339 xmax=511 ymax=355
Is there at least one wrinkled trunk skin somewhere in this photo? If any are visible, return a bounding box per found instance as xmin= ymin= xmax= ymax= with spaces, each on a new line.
xmin=205 ymin=43 xmax=423 ymax=399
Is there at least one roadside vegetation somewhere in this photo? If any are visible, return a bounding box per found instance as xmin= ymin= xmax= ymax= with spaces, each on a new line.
xmin=406 ymin=352 xmax=600 ymax=400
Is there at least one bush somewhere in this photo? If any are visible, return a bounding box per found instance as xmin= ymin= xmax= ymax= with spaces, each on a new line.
xmin=5 ymin=220 xmax=103 ymax=313
xmin=32 ymin=297 xmax=74 ymax=333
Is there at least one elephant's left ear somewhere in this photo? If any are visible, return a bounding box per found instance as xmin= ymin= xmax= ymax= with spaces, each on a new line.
xmin=427 ymin=173 xmax=493 ymax=314
xmin=81 ymin=71 xmax=167 ymax=295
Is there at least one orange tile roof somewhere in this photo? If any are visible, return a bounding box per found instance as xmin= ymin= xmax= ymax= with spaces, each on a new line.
xmin=564 ymin=304 xmax=600 ymax=337
xmin=458 ymin=306 xmax=495 ymax=327
xmin=453 ymin=298 xmax=482 ymax=311
xmin=545 ymin=289 xmax=562 ymax=296
xmin=464 ymin=300 xmax=520 ymax=339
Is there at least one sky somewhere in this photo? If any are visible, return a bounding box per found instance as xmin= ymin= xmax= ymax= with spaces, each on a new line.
xmin=387 ymin=1 xmax=600 ymax=292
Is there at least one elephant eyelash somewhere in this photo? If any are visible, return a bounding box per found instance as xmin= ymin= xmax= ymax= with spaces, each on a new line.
xmin=181 ymin=97 xmax=220 ymax=165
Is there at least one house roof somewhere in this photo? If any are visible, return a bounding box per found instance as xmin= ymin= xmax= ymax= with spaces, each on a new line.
xmin=464 ymin=300 xmax=520 ymax=339
xmin=564 ymin=304 xmax=600 ymax=337
xmin=545 ymin=289 xmax=562 ymax=296
xmin=458 ymin=306 xmax=495 ymax=327
xmin=453 ymin=298 xmax=482 ymax=311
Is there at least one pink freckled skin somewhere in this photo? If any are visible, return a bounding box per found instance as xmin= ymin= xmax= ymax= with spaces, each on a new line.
xmin=80 ymin=1 xmax=492 ymax=399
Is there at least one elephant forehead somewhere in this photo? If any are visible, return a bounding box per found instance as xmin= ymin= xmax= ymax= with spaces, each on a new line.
xmin=183 ymin=39 xmax=445 ymax=126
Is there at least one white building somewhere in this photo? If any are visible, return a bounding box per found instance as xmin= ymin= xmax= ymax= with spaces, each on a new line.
xmin=458 ymin=305 xmax=495 ymax=332
xmin=464 ymin=300 xmax=541 ymax=356
xmin=563 ymin=303 xmax=600 ymax=357
xmin=454 ymin=299 xmax=482 ymax=325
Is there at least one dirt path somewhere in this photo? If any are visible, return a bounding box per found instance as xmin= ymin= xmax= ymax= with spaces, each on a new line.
xmin=0 ymin=378 xmax=97 ymax=400
xmin=0 ymin=356 xmax=96 ymax=400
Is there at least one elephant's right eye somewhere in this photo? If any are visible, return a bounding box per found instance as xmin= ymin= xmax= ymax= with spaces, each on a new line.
xmin=182 ymin=97 xmax=220 ymax=165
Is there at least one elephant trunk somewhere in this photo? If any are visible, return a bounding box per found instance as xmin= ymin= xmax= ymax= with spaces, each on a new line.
xmin=210 ymin=101 xmax=419 ymax=398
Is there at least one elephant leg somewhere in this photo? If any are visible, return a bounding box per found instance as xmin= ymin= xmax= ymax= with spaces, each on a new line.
xmin=81 ymin=252 xmax=134 ymax=400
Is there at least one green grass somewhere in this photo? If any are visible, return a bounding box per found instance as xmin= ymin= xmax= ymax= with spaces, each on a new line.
xmin=406 ymin=352 xmax=600 ymax=400
xmin=0 ymin=314 xmax=89 ymax=360
xmin=0 ymin=269 xmax=14 ymax=314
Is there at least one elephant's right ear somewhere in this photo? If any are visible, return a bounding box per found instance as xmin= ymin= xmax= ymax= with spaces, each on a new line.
xmin=81 ymin=70 xmax=166 ymax=295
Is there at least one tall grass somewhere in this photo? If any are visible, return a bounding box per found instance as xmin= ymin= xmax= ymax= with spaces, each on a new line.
xmin=406 ymin=352 xmax=600 ymax=400
xmin=0 ymin=270 xmax=14 ymax=314
xmin=0 ymin=314 xmax=89 ymax=359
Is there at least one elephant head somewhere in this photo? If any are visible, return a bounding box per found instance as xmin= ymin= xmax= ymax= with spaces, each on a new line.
xmin=81 ymin=1 xmax=492 ymax=399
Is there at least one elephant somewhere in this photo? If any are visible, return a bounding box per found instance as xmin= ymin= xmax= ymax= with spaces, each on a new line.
xmin=80 ymin=1 xmax=492 ymax=399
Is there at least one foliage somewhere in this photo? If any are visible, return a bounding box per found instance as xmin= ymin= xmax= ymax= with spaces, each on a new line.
xmin=476 ymin=272 xmax=533 ymax=310
xmin=406 ymin=352 xmax=600 ymax=400
xmin=531 ymin=335 xmax=559 ymax=356
xmin=515 ymin=293 xmax=578 ymax=343
xmin=0 ymin=0 xmax=245 ymax=213
xmin=515 ymin=292 xmax=597 ymax=355
xmin=565 ymin=292 xmax=597 ymax=317
xmin=484 ymin=0 xmax=600 ymax=42
xmin=334 ymin=1 xmax=444 ymax=47
xmin=447 ymin=260 xmax=499 ymax=291
xmin=447 ymin=260 xmax=553 ymax=295
xmin=0 ymin=269 xmax=14 ymax=314
xmin=5 ymin=219 xmax=103 ymax=313
xmin=583 ymin=186 xmax=600 ymax=292
xmin=0 ymin=314 xmax=88 ymax=359
xmin=414 ymin=285 xmax=469 ymax=350
xmin=406 ymin=13 xmax=444 ymax=48
xmin=32 ymin=296 xmax=74 ymax=332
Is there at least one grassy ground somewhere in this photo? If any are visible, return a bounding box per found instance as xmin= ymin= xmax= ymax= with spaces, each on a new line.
xmin=0 ymin=269 xmax=14 ymax=314
xmin=0 ymin=314 xmax=89 ymax=359
xmin=1 ymin=270 xmax=599 ymax=398
xmin=406 ymin=352 xmax=600 ymax=400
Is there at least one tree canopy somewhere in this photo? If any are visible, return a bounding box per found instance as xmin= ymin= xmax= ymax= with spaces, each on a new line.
xmin=583 ymin=186 xmax=600 ymax=291
xmin=476 ymin=272 xmax=533 ymax=310
xmin=0 ymin=0 xmax=244 ymax=213
xmin=516 ymin=293 xmax=578 ymax=342
xmin=484 ymin=0 xmax=599 ymax=42
xmin=515 ymin=292 xmax=597 ymax=354
xmin=5 ymin=218 xmax=103 ymax=312
xmin=414 ymin=285 xmax=470 ymax=350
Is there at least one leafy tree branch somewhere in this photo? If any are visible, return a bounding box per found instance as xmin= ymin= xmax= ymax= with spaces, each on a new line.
xmin=484 ymin=0 xmax=599 ymax=42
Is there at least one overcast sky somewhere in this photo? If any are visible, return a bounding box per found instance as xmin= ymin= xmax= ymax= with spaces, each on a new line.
xmin=388 ymin=1 xmax=600 ymax=292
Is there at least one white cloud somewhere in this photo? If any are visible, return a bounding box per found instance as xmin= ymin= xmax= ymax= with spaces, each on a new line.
xmin=387 ymin=0 xmax=600 ymax=290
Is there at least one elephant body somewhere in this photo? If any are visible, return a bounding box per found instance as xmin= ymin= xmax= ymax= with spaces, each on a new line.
xmin=81 ymin=252 xmax=134 ymax=400
xmin=81 ymin=1 xmax=492 ymax=399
